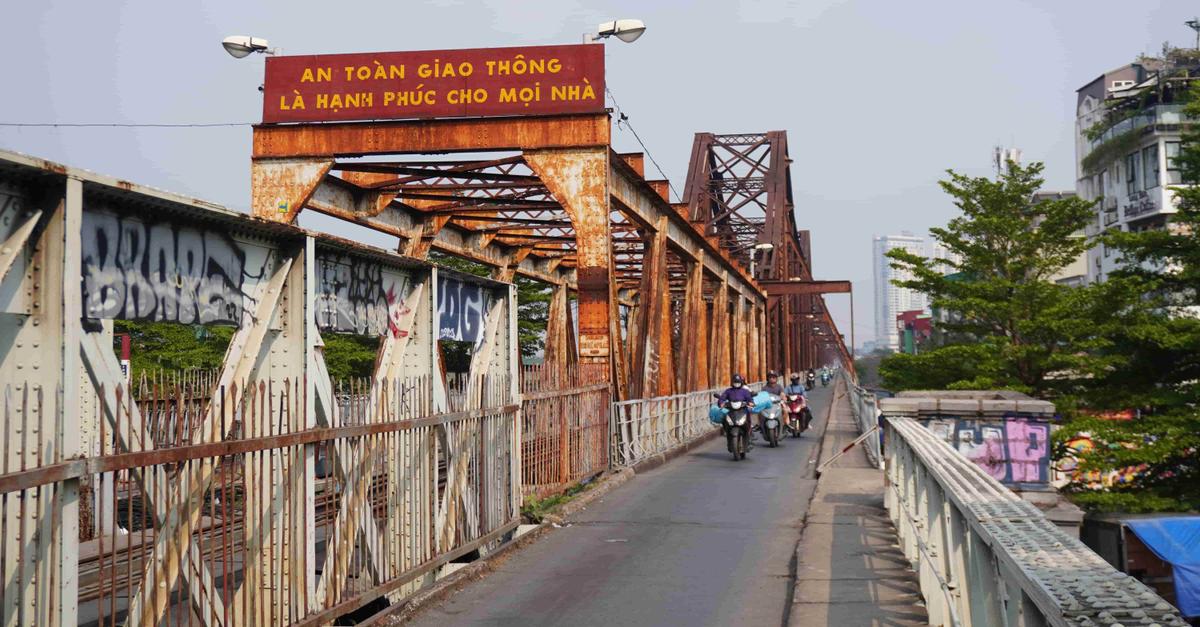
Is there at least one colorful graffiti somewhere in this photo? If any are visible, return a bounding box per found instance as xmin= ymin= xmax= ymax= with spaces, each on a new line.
xmin=315 ymin=253 xmax=411 ymax=336
xmin=438 ymin=275 xmax=490 ymax=344
xmin=923 ymin=416 xmax=1052 ymax=485
xmin=1056 ymin=433 xmax=1148 ymax=488
xmin=81 ymin=209 xmax=270 ymax=324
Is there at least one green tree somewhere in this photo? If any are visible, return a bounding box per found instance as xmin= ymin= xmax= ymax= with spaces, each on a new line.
xmin=321 ymin=333 xmax=380 ymax=383
xmin=880 ymin=162 xmax=1101 ymax=396
xmin=1059 ymin=82 xmax=1200 ymax=512
xmin=113 ymin=320 xmax=233 ymax=382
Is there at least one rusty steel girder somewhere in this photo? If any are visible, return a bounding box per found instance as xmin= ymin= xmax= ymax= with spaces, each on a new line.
xmin=684 ymin=131 xmax=855 ymax=376
xmin=249 ymin=113 xmax=767 ymax=400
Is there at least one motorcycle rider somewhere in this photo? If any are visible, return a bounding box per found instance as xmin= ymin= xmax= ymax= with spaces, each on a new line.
xmin=763 ymin=370 xmax=784 ymax=396
xmin=806 ymin=368 xmax=817 ymax=389
xmin=785 ymin=373 xmax=807 ymax=399
xmin=718 ymin=373 xmax=756 ymax=448
xmin=759 ymin=371 xmax=784 ymax=435
xmin=784 ymin=373 xmax=810 ymax=430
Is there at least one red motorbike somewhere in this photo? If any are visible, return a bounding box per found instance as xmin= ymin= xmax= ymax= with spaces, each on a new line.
xmin=783 ymin=393 xmax=812 ymax=438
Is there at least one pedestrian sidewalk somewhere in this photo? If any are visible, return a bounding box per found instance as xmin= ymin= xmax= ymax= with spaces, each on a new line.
xmin=788 ymin=381 xmax=928 ymax=626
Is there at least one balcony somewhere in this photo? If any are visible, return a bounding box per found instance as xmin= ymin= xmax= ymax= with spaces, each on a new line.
xmin=1086 ymin=104 xmax=1185 ymax=152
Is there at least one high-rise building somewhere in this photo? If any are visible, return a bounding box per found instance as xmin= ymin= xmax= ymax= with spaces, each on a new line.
xmin=873 ymin=233 xmax=929 ymax=352
xmin=1076 ymin=51 xmax=1196 ymax=283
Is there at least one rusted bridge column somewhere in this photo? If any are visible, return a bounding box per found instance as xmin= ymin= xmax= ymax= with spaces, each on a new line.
xmin=543 ymin=281 xmax=575 ymax=383
xmin=677 ymin=256 xmax=709 ymax=391
xmin=708 ymin=281 xmax=730 ymax=386
xmin=524 ymin=148 xmax=621 ymax=397
xmin=629 ymin=216 xmax=675 ymax=398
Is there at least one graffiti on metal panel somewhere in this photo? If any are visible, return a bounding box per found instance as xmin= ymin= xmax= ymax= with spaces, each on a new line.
xmin=81 ymin=209 xmax=269 ymax=324
xmin=315 ymin=253 xmax=412 ymax=336
xmin=438 ymin=276 xmax=490 ymax=344
xmin=923 ymin=415 xmax=1051 ymax=485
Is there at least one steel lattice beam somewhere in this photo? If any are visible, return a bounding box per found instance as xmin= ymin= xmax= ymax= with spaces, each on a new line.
xmin=683 ymin=131 xmax=855 ymax=376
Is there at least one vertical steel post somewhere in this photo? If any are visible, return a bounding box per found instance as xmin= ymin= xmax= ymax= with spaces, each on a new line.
xmin=525 ymin=148 xmax=616 ymax=394
xmin=57 ymin=177 xmax=84 ymax=625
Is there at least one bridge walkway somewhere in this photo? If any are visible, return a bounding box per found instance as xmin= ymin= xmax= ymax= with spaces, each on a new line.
xmin=789 ymin=381 xmax=927 ymax=626
xmin=402 ymin=386 xmax=835 ymax=626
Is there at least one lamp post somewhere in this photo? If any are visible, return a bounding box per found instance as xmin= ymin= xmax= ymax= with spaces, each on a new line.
xmin=583 ymin=19 xmax=647 ymax=44
xmin=222 ymin=35 xmax=279 ymax=58
xmin=748 ymin=242 xmax=774 ymax=277
xmin=1188 ymin=18 xmax=1200 ymax=50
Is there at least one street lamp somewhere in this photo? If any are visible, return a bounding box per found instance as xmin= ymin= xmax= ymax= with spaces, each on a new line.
xmin=222 ymin=35 xmax=278 ymax=58
xmin=584 ymin=19 xmax=647 ymax=44
xmin=1188 ymin=18 xmax=1200 ymax=50
xmin=748 ymin=242 xmax=773 ymax=277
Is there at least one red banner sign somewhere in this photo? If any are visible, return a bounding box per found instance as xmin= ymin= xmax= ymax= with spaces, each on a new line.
xmin=262 ymin=44 xmax=605 ymax=124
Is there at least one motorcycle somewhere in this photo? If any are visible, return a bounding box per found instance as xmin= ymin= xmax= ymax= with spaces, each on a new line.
xmin=820 ymin=372 xmax=830 ymax=387
xmin=783 ymin=393 xmax=809 ymax=438
xmin=760 ymin=395 xmax=783 ymax=447
xmin=805 ymin=374 xmax=816 ymax=390
xmin=723 ymin=400 xmax=751 ymax=461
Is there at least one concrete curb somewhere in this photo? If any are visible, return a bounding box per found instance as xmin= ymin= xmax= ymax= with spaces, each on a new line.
xmin=784 ymin=379 xmax=846 ymax=627
xmin=375 ymin=521 xmax=552 ymax=625
xmin=811 ymin=379 xmax=849 ymax=473
xmin=630 ymin=428 xmax=720 ymax=474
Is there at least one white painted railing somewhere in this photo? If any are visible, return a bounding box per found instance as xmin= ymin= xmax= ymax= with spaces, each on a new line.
xmin=838 ymin=369 xmax=882 ymax=468
xmin=610 ymin=382 xmax=763 ymax=467
xmin=884 ymin=415 xmax=1186 ymax=626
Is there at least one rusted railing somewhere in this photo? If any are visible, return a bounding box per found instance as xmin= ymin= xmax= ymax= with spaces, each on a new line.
xmin=519 ymin=364 xmax=610 ymax=500
xmin=2 ymin=374 xmax=520 ymax=626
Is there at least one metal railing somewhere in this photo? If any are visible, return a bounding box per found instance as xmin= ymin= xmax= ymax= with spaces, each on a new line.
xmin=519 ymin=364 xmax=611 ymax=500
xmin=839 ymin=369 xmax=882 ymax=468
xmin=884 ymin=415 xmax=1187 ymax=627
xmin=610 ymin=382 xmax=762 ymax=467
xmin=3 ymin=374 xmax=521 ymax=626
xmin=1086 ymin=103 xmax=1186 ymax=152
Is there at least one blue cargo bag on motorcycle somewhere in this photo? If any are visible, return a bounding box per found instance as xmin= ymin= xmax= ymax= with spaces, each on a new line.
xmin=709 ymin=404 xmax=728 ymax=424
xmin=752 ymin=391 xmax=774 ymax=414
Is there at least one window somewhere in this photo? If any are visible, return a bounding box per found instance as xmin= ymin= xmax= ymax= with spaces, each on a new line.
xmin=1126 ymin=152 xmax=1139 ymax=195
xmin=1166 ymin=141 xmax=1182 ymax=185
xmin=1142 ymin=144 xmax=1159 ymax=189
xmin=1100 ymin=169 xmax=1108 ymax=197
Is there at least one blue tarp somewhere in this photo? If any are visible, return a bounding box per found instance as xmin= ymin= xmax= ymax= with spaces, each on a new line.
xmin=1126 ymin=516 xmax=1200 ymax=617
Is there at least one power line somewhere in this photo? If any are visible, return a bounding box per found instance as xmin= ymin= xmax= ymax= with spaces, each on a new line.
xmin=0 ymin=122 xmax=251 ymax=128
xmin=605 ymin=87 xmax=681 ymax=203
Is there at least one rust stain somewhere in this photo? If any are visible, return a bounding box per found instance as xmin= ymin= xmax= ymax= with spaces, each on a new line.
xmin=250 ymin=158 xmax=333 ymax=223
xmin=253 ymin=114 xmax=610 ymax=159
xmin=38 ymin=160 xmax=67 ymax=175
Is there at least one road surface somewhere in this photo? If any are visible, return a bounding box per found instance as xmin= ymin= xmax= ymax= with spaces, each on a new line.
xmin=404 ymin=385 xmax=833 ymax=627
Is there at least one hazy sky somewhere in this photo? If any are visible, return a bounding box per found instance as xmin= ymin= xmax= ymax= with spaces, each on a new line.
xmin=1 ymin=0 xmax=1194 ymax=344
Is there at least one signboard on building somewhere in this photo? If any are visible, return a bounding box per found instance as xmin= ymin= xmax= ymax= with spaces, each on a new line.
xmin=262 ymin=44 xmax=605 ymax=124
xmin=1123 ymin=189 xmax=1158 ymax=219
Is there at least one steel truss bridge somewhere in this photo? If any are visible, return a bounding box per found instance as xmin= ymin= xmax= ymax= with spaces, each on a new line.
xmin=0 ymin=108 xmax=853 ymax=625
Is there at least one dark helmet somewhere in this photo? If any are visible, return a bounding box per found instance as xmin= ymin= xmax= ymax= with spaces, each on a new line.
xmin=732 ymin=373 xmax=745 ymax=387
